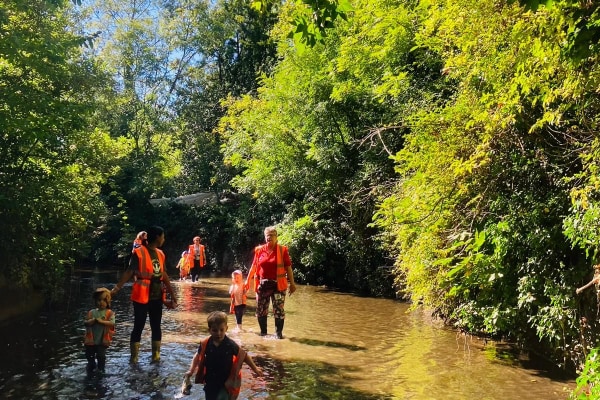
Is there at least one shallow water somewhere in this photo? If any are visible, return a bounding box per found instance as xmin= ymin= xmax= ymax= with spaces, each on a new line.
xmin=0 ymin=269 xmax=575 ymax=399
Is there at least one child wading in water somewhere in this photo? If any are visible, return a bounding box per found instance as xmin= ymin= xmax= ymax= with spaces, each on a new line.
xmin=181 ymin=311 xmax=262 ymax=399
xmin=229 ymin=270 xmax=247 ymax=332
xmin=177 ymin=250 xmax=190 ymax=281
xmin=83 ymin=287 xmax=115 ymax=374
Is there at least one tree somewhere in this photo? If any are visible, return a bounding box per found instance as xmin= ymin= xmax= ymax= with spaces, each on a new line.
xmin=0 ymin=0 xmax=123 ymax=299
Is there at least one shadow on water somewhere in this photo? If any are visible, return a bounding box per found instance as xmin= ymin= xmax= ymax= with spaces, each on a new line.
xmin=287 ymin=337 xmax=367 ymax=352
xmin=0 ymin=268 xmax=575 ymax=399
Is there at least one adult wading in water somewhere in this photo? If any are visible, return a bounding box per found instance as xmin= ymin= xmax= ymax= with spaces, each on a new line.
xmin=111 ymin=226 xmax=178 ymax=363
xmin=187 ymin=236 xmax=206 ymax=283
xmin=246 ymin=226 xmax=296 ymax=339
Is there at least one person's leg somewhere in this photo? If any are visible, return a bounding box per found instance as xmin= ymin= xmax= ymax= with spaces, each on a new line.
xmin=204 ymin=385 xmax=229 ymax=400
xmin=148 ymin=299 xmax=163 ymax=362
xmin=192 ymin=260 xmax=201 ymax=282
xmin=234 ymin=304 xmax=245 ymax=330
xmin=96 ymin=346 xmax=107 ymax=372
xmin=130 ymin=301 xmax=148 ymax=363
xmin=255 ymin=289 xmax=270 ymax=335
xmin=85 ymin=345 xmax=96 ymax=374
xmin=273 ymin=290 xmax=286 ymax=339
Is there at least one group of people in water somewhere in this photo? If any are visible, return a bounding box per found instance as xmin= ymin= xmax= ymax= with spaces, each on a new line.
xmin=175 ymin=236 xmax=207 ymax=282
xmin=83 ymin=225 xmax=296 ymax=400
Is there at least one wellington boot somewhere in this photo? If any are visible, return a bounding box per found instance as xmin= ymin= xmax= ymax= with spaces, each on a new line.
xmin=258 ymin=316 xmax=268 ymax=336
xmin=275 ymin=318 xmax=284 ymax=339
xmin=151 ymin=341 xmax=161 ymax=363
xmin=130 ymin=342 xmax=140 ymax=364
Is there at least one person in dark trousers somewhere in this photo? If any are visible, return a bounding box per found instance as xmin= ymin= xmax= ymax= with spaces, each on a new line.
xmin=187 ymin=236 xmax=206 ymax=282
xmin=111 ymin=226 xmax=178 ymax=363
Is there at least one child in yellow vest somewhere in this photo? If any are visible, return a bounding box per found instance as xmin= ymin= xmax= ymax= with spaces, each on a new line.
xmin=83 ymin=287 xmax=115 ymax=374
xmin=181 ymin=311 xmax=262 ymax=399
xmin=177 ymin=250 xmax=190 ymax=281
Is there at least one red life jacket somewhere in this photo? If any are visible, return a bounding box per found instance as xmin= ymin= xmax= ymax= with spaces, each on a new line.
xmin=194 ymin=337 xmax=247 ymax=399
xmin=131 ymin=246 xmax=165 ymax=303
xmin=84 ymin=309 xmax=115 ymax=346
xmin=249 ymin=244 xmax=289 ymax=292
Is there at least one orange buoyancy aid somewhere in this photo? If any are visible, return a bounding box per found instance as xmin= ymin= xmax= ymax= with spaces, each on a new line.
xmin=187 ymin=244 xmax=206 ymax=267
xmin=84 ymin=309 xmax=115 ymax=346
xmin=131 ymin=246 xmax=165 ymax=304
xmin=194 ymin=337 xmax=247 ymax=400
xmin=178 ymin=255 xmax=190 ymax=274
xmin=250 ymin=244 xmax=289 ymax=292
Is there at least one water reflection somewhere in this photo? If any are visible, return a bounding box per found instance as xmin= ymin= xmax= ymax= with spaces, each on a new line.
xmin=0 ymin=270 xmax=574 ymax=399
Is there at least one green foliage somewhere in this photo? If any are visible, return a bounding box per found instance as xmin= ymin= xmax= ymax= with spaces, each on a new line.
xmin=252 ymin=0 xmax=353 ymax=51
xmin=218 ymin=0 xmax=414 ymax=294
xmin=367 ymin=0 xmax=600 ymax=371
xmin=0 ymin=0 xmax=123 ymax=299
xmin=7 ymin=0 xmax=600 ymax=383
xmin=571 ymin=348 xmax=600 ymax=399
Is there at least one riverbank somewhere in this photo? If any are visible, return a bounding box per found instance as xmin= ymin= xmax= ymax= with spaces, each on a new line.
xmin=0 ymin=285 xmax=45 ymax=323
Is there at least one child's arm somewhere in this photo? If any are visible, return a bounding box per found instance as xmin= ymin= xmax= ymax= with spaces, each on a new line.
xmin=84 ymin=315 xmax=95 ymax=326
xmin=243 ymin=352 xmax=263 ymax=376
xmin=96 ymin=316 xmax=115 ymax=328
xmin=185 ymin=351 xmax=201 ymax=376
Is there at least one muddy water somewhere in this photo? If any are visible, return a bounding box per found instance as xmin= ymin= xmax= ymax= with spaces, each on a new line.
xmin=0 ymin=269 xmax=575 ymax=399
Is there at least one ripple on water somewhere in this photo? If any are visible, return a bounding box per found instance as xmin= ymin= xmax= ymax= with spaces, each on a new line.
xmin=0 ymin=274 xmax=575 ymax=399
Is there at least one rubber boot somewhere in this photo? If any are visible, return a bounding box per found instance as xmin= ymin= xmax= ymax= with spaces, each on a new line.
xmin=86 ymin=360 xmax=96 ymax=375
xmin=151 ymin=341 xmax=161 ymax=363
xmin=258 ymin=316 xmax=268 ymax=336
xmin=275 ymin=318 xmax=284 ymax=339
xmin=130 ymin=342 xmax=140 ymax=364
xmin=97 ymin=356 xmax=106 ymax=373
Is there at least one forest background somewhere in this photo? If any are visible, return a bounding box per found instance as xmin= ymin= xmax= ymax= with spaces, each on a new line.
xmin=3 ymin=0 xmax=600 ymax=390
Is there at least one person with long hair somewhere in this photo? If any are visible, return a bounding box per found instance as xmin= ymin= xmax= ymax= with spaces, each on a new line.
xmin=111 ymin=226 xmax=178 ymax=363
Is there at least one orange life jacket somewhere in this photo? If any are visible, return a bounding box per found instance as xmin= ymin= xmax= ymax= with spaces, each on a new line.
xmin=249 ymin=244 xmax=289 ymax=292
xmin=131 ymin=246 xmax=165 ymax=303
xmin=194 ymin=337 xmax=247 ymax=399
xmin=187 ymin=244 xmax=206 ymax=267
xmin=84 ymin=309 xmax=115 ymax=346
xmin=177 ymin=255 xmax=190 ymax=274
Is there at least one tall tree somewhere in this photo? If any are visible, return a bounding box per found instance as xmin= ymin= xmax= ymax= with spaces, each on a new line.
xmin=0 ymin=0 xmax=122 ymax=299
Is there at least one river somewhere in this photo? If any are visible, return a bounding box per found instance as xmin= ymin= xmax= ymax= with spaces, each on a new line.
xmin=0 ymin=269 xmax=575 ymax=399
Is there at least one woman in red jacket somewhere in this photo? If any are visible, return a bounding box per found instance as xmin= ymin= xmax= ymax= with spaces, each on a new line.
xmin=245 ymin=226 xmax=296 ymax=339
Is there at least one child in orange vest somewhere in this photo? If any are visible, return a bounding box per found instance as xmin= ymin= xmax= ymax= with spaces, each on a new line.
xmin=177 ymin=250 xmax=190 ymax=281
xmin=83 ymin=287 xmax=115 ymax=374
xmin=181 ymin=311 xmax=262 ymax=399
xmin=229 ymin=270 xmax=247 ymax=332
